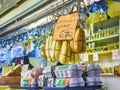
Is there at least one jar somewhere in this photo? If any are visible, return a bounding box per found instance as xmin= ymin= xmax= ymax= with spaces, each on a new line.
xmin=95 ymin=33 xmax=99 ymax=38
xmin=107 ymin=44 xmax=111 ymax=50
xmin=88 ymin=43 xmax=92 ymax=49
xmin=114 ymin=42 xmax=119 ymax=49
xmin=102 ymin=46 xmax=108 ymax=51
xmin=98 ymin=32 xmax=101 ymax=38
xmin=91 ymin=42 xmax=95 ymax=49
xmin=104 ymin=30 xmax=107 ymax=37
xmin=101 ymin=31 xmax=104 ymax=37
xmin=96 ymin=47 xmax=102 ymax=52
xmin=107 ymin=30 xmax=110 ymax=36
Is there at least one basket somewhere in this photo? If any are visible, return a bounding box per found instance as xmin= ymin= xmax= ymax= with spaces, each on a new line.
xmin=0 ymin=76 xmax=21 ymax=85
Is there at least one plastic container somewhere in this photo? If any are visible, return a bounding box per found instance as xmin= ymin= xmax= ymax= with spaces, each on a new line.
xmin=43 ymin=66 xmax=55 ymax=78
xmin=95 ymin=64 xmax=101 ymax=77
xmin=37 ymin=75 xmax=44 ymax=87
xmin=54 ymin=66 xmax=60 ymax=78
xmin=62 ymin=70 xmax=68 ymax=77
xmin=57 ymin=65 xmax=69 ymax=78
xmin=47 ymin=78 xmax=54 ymax=87
xmin=95 ymin=77 xmax=102 ymax=86
xmin=69 ymin=77 xmax=85 ymax=87
xmin=59 ymin=71 xmax=64 ymax=78
xmin=77 ymin=65 xmax=83 ymax=77
xmin=86 ymin=77 xmax=96 ymax=86
xmin=55 ymin=78 xmax=66 ymax=87
xmin=86 ymin=64 xmax=96 ymax=77
xmin=67 ymin=65 xmax=77 ymax=77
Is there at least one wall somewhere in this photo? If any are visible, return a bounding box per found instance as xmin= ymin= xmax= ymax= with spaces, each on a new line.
xmin=101 ymin=76 xmax=120 ymax=90
xmin=87 ymin=1 xmax=120 ymax=29
xmin=29 ymin=57 xmax=40 ymax=68
xmin=80 ymin=53 xmax=120 ymax=90
xmin=0 ymin=0 xmax=44 ymax=27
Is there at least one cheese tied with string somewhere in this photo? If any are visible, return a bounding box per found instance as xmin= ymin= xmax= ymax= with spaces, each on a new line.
xmin=45 ymin=35 xmax=53 ymax=61
xmin=50 ymin=40 xmax=62 ymax=62
xmin=59 ymin=41 xmax=71 ymax=64
xmin=70 ymin=26 xmax=86 ymax=53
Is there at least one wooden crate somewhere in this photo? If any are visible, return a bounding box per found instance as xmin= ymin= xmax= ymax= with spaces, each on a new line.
xmin=0 ymin=76 xmax=21 ymax=85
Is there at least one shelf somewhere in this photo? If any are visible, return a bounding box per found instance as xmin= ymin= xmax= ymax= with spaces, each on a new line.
xmin=86 ymin=50 xmax=118 ymax=55
xmin=100 ymin=73 xmax=114 ymax=76
xmin=10 ymin=85 xmax=42 ymax=90
xmin=44 ymin=85 xmax=102 ymax=90
xmin=86 ymin=34 xmax=119 ymax=43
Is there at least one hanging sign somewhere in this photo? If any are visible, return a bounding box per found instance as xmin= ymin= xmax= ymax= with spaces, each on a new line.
xmin=83 ymin=54 xmax=88 ymax=61
xmin=112 ymin=50 xmax=119 ymax=60
xmin=93 ymin=53 xmax=99 ymax=61
xmin=53 ymin=13 xmax=78 ymax=40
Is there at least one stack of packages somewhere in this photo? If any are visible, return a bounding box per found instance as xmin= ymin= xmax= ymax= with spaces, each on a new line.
xmin=86 ymin=64 xmax=102 ymax=86
xmin=21 ymin=67 xmax=44 ymax=87
xmin=54 ymin=64 xmax=85 ymax=87
xmin=68 ymin=64 xmax=85 ymax=87
xmin=42 ymin=66 xmax=56 ymax=87
xmin=54 ymin=65 xmax=69 ymax=87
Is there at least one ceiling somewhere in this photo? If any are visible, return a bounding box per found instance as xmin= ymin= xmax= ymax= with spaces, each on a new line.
xmin=0 ymin=0 xmax=24 ymax=17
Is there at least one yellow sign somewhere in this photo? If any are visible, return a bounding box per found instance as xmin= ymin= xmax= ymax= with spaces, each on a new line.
xmin=53 ymin=13 xmax=78 ymax=40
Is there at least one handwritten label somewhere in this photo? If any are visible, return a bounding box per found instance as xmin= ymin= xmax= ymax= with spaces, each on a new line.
xmin=93 ymin=53 xmax=99 ymax=61
xmin=53 ymin=13 xmax=78 ymax=40
xmin=112 ymin=50 xmax=119 ymax=60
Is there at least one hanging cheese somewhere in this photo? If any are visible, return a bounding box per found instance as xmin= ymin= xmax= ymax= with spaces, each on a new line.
xmin=50 ymin=40 xmax=62 ymax=62
xmin=40 ymin=43 xmax=47 ymax=58
xmin=59 ymin=41 xmax=71 ymax=64
xmin=70 ymin=26 xmax=86 ymax=53
xmin=68 ymin=52 xmax=80 ymax=64
xmin=45 ymin=35 xmax=53 ymax=61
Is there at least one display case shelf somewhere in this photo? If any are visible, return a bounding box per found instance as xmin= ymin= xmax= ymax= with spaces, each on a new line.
xmin=100 ymin=73 xmax=114 ymax=76
xmin=44 ymin=85 xmax=102 ymax=90
xmin=10 ymin=85 xmax=42 ymax=90
xmin=85 ymin=49 xmax=118 ymax=56
xmin=10 ymin=85 xmax=102 ymax=90
xmin=86 ymin=34 xmax=119 ymax=43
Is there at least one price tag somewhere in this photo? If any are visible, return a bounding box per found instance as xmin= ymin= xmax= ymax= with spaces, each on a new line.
xmin=53 ymin=13 xmax=78 ymax=40
xmin=83 ymin=54 xmax=88 ymax=61
xmin=93 ymin=53 xmax=99 ymax=61
xmin=112 ymin=50 xmax=119 ymax=60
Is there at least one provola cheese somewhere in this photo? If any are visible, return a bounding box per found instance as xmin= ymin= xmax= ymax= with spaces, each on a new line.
xmin=59 ymin=41 xmax=71 ymax=64
xmin=45 ymin=35 xmax=53 ymax=61
xmin=50 ymin=40 xmax=62 ymax=62
xmin=68 ymin=52 xmax=80 ymax=64
xmin=70 ymin=27 xmax=86 ymax=53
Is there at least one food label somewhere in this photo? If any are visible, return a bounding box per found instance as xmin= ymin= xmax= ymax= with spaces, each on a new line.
xmin=112 ymin=50 xmax=119 ymax=60
xmin=93 ymin=53 xmax=99 ymax=61
xmin=83 ymin=54 xmax=88 ymax=61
